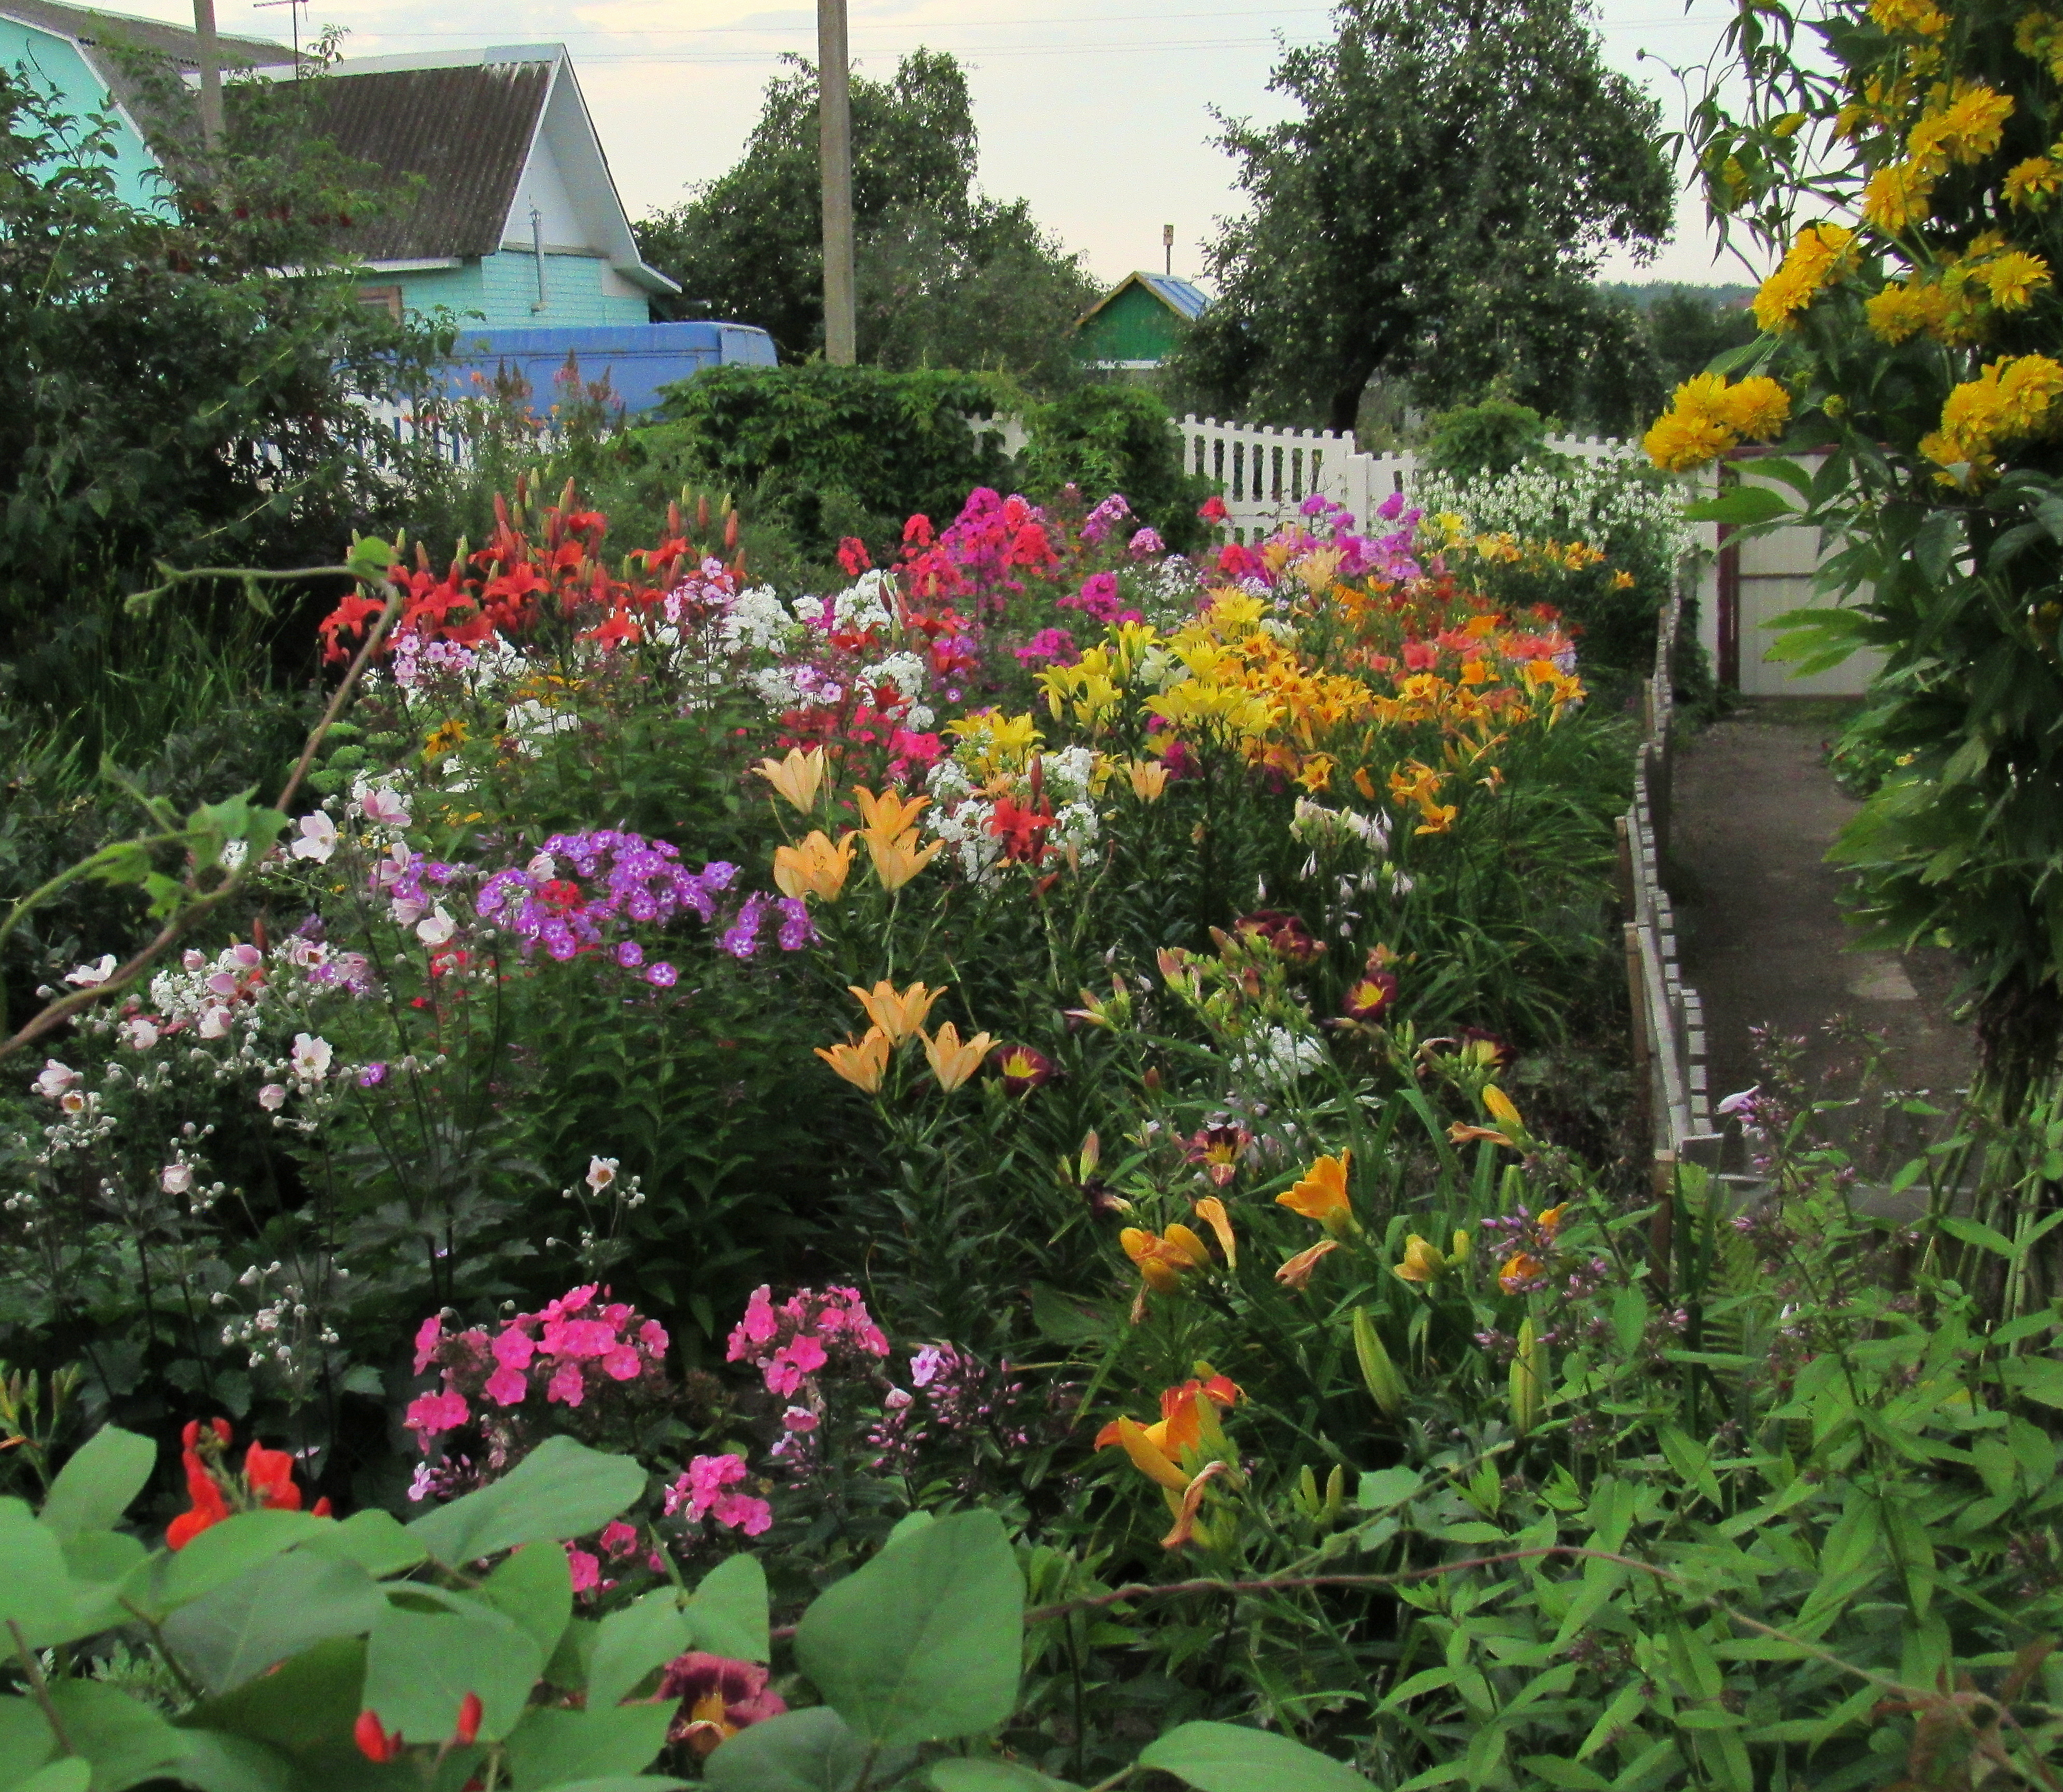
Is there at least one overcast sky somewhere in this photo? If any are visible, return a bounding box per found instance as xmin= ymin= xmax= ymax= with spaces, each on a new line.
xmin=121 ymin=0 xmax=1761 ymax=289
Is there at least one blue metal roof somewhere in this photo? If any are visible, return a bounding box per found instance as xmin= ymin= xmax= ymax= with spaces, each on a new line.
xmin=1135 ymin=273 xmax=1210 ymax=320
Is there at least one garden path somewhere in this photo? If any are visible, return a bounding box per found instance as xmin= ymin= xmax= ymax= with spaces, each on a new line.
xmin=1667 ymin=698 xmax=1975 ymax=1114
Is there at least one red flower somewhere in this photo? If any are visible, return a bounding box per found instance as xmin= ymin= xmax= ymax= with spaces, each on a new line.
xmin=1234 ymin=909 xmax=1324 ymax=966
xmin=992 ymin=1044 xmax=1055 ymax=1095
xmin=165 ymin=1449 xmax=230 ymax=1551
xmin=354 ymin=1710 xmax=403 ymax=1763
xmin=454 ymin=1692 xmax=484 ymax=1745
xmin=660 ymin=1653 xmax=788 ymax=1756
xmin=317 ymin=591 xmax=387 ymax=663
xmin=1341 ymin=969 xmax=1398 ymax=1025
xmin=990 ymin=795 xmax=1055 ymax=865
xmin=243 ymin=1443 xmax=303 ymax=1513
xmin=837 ymin=537 xmax=872 ymax=576
xmin=1198 ymin=494 xmax=1229 ymax=523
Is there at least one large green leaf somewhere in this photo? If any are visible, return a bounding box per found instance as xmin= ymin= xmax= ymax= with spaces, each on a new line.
xmin=703 ymin=1709 xmax=904 ymax=1792
xmin=160 ymin=1549 xmax=384 ymax=1695
xmin=1680 ymin=484 xmax=1799 ymax=527
xmin=180 ymin=1636 xmax=366 ymax=1766
xmin=0 ymin=1693 xmax=57 ymax=1787
xmin=1136 ymin=1723 xmax=1371 ymax=1791
xmin=158 ymin=1732 xmax=296 ymax=1792
xmin=483 ymin=1543 xmax=574 ymax=1665
xmin=794 ymin=1509 xmax=1023 ymax=1747
xmin=47 ymin=1682 xmax=192 ymax=1792
xmin=296 ymin=1511 xmax=426 ymax=1580
xmin=137 ymin=1514 xmax=328 ymax=1620
xmin=13 ymin=1762 xmax=90 ymax=1792
xmin=362 ymin=1594 xmax=542 ymax=1744
xmin=931 ymin=1761 xmax=1083 ymax=1790
xmin=587 ymin=1595 xmax=692 ymax=1713
xmin=501 ymin=1704 xmax=673 ymax=1790
xmin=688 ymin=1553 xmax=769 ymax=1663
xmin=38 ymin=1430 xmax=156 ymax=1543
xmin=406 ymin=1439 xmax=646 ymax=1566
xmin=0 ymin=1504 xmax=83 ymax=1647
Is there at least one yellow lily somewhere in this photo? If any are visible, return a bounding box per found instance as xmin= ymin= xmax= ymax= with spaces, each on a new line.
xmin=921 ymin=1021 xmax=993 ymax=1092
xmin=1276 ymin=1152 xmax=1356 ymax=1238
xmin=1126 ymin=759 xmax=1170 ymax=802
xmin=848 ymin=979 xmax=944 ymax=1043
xmin=1120 ymin=1223 xmax=1214 ymax=1294
xmin=1191 ymin=1196 xmax=1238 ymax=1270
xmin=854 ymin=785 xmax=929 ymax=842
xmin=864 ymin=828 xmax=945 ymax=892
xmin=813 ymin=1028 xmax=893 ymax=1093
xmin=1392 ymin=1235 xmax=1448 ymax=1285
xmin=772 ymin=830 xmax=854 ymax=902
xmin=1450 ymin=1084 xmax=1527 ymax=1150
xmin=754 ymin=746 xmax=826 ymax=813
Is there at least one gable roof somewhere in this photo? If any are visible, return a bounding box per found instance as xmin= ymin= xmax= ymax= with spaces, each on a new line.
xmin=1075 ymin=270 xmax=1211 ymax=331
xmin=0 ymin=0 xmax=296 ymax=124
xmin=294 ymin=58 xmax=549 ymax=262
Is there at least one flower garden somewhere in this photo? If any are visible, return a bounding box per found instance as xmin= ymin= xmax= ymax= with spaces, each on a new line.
xmin=2 ymin=418 xmax=2061 ymax=1789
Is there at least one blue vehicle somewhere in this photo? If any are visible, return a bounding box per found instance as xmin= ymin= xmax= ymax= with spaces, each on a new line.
xmin=430 ymin=321 xmax=778 ymax=419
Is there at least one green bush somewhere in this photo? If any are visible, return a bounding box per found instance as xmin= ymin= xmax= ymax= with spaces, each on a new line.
xmin=1420 ymin=398 xmax=1555 ymax=483
xmin=1018 ymin=383 xmax=1214 ymax=552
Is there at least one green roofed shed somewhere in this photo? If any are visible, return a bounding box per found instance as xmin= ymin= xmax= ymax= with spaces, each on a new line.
xmin=1073 ymin=271 xmax=1208 ymax=370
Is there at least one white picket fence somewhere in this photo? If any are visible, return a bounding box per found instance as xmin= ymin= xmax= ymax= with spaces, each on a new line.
xmin=1175 ymin=414 xmax=1641 ymax=543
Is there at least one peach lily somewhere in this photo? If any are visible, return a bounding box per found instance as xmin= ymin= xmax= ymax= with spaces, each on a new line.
xmin=755 ymin=746 xmax=826 ymax=813
xmin=772 ymin=831 xmax=854 ymax=902
xmin=1275 ymin=1238 xmax=1339 ymax=1289
xmin=814 ymin=1028 xmax=893 ymax=1093
xmin=848 ymin=979 xmax=944 ymax=1042
xmin=921 ymin=1022 xmax=994 ymax=1092
xmin=1120 ymin=1223 xmax=1214 ymax=1294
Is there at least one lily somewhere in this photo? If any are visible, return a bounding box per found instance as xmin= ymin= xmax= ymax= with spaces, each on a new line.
xmin=848 ymin=979 xmax=945 ymax=1042
xmin=773 ymin=831 xmax=854 ymax=902
xmin=854 ymin=785 xmax=929 ymax=842
xmin=814 ymin=1028 xmax=893 ymax=1093
xmin=864 ymin=827 xmax=945 ymax=892
xmin=1276 ymin=1151 xmax=1357 ymax=1237
xmin=921 ymin=1022 xmax=994 ymax=1092
xmin=754 ymin=746 xmax=827 ymax=813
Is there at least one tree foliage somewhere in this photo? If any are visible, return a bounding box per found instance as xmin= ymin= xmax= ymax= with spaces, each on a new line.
xmin=634 ymin=51 xmax=1099 ymax=386
xmin=0 ymin=60 xmax=452 ymax=660
xmin=1173 ymin=0 xmax=1674 ymax=433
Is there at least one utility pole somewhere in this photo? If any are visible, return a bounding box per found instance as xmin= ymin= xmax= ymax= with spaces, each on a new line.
xmin=192 ymin=0 xmax=224 ymax=150
xmin=818 ymin=0 xmax=855 ymax=365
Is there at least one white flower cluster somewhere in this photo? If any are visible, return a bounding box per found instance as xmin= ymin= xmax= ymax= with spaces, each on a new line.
xmin=718 ymin=584 xmax=798 ymax=657
xmin=1135 ymin=556 xmax=1206 ymax=628
xmin=857 ymin=649 xmax=934 ymax=730
xmin=924 ymin=758 xmax=1003 ymax=884
xmin=1412 ymin=458 xmax=1695 ymax=571
xmin=1230 ymin=1024 xmax=1328 ymax=1090
xmin=212 ymin=1258 xmax=342 ymax=1383
xmin=827 ymin=569 xmax=896 ymax=637
xmin=1289 ymin=796 xmax=1389 ymax=857
xmin=923 ymin=745 xmax=1102 ymax=886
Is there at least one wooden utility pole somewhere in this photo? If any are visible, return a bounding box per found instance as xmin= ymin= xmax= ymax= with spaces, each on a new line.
xmin=192 ymin=0 xmax=224 ymax=149
xmin=818 ymin=0 xmax=855 ymax=365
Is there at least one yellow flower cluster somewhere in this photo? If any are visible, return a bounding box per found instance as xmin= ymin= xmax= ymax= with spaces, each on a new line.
xmin=1865 ymin=236 xmax=2053 ymax=345
xmin=1918 ymin=353 xmax=2063 ymax=482
xmin=2016 ymin=8 xmax=2063 ymax=82
xmin=1753 ymin=222 xmax=1857 ymax=331
xmin=2005 ymin=155 xmax=2063 ymax=209
xmin=1865 ymin=82 xmax=2017 ymax=231
xmin=1643 ymin=373 xmax=1793 ymax=472
xmin=1870 ymin=0 xmax=1947 ymax=34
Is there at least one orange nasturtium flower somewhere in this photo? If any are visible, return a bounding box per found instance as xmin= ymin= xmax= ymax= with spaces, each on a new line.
xmin=1120 ymin=1222 xmax=1214 ymax=1293
xmin=1276 ymin=1151 xmax=1356 ymax=1237
xmin=921 ymin=1022 xmax=994 ymax=1092
xmin=815 ymin=1027 xmax=893 ymax=1093
xmin=848 ymin=979 xmax=945 ymax=1042
xmin=754 ymin=746 xmax=827 ymax=813
xmin=772 ymin=831 xmax=854 ymax=902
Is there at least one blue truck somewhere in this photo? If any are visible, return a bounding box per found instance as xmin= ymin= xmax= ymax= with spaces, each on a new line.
xmin=429 ymin=321 xmax=778 ymax=418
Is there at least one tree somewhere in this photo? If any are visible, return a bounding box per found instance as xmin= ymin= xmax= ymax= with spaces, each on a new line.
xmin=1173 ymin=0 xmax=1674 ymax=433
xmin=634 ymin=50 xmax=1098 ymax=383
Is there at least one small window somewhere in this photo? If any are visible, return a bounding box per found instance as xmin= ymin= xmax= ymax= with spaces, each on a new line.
xmin=358 ymin=284 xmax=403 ymax=322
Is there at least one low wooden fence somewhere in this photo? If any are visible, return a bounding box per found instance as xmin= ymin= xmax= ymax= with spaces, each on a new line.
xmin=1620 ymin=586 xmax=1725 ymax=1177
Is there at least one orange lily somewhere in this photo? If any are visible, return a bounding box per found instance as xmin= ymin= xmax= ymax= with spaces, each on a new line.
xmin=772 ymin=831 xmax=854 ymax=902
xmin=1126 ymin=759 xmax=1169 ymax=801
xmin=921 ymin=1021 xmax=994 ymax=1092
xmin=864 ymin=828 xmax=946 ymax=892
xmin=1120 ymin=1223 xmax=1214 ymax=1294
xmin=1392 ymin=1234 xmax=1448 ymax=1285
xmin=854 ymin=786 xmax=929 ymax=841
xmin=814 ymin=1028 xmax=893 ymax=1093
xmin=848 ymin=979 xmax=945 ymax=1042
xmin=1093 ymin=1376 xmax=1241 ymax=1469
xmin=1275 ymin=1238 xmax=1339 ymax=1289
xmin=1161 ymin=1459 xmax=1233 ymax=1550
xmin=755 ymin=746 xmax=826 ymax=813
xmin=1450 ymin=1085 xmax=1527 ymax=1150
xmin=1191 ymin=1196 xmax=1238 ymax=1269
xmin=1276 ymin=1152 xmax=1356 ymax=1237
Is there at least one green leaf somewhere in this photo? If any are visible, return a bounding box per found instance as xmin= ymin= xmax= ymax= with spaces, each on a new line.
xmin=483 ymin=1543 xmax=574 ymax=1665
xmin=1998 ymin=1356 xmax=2063 ymax=1410
xmin=794 ymin=1509 xmax=1024 ymax=1747
xmin=362 ymin=1595 xmax=543 ymax=1745
xmin=296 ymin=1511 xmax=426 ymax=1580
xmin=0 ymin=1693 xmax=57 ymax=1787
xmin=1356 ymin=1468 xmax=1422 ymax=1510
xmin=1940 ymin=1215 xmax=2015 ymax=1258
xmin=1681 ymin=485 xmax=1798 ymax=526
xmin=1028 ymin=1284 xmax=1110 ymax=1346
xmin=160 ymin=1549 xmax=384 ymax=1696
xmin=38 ymin=1430 xmax=156 ymax=1542
xmin=1137 ymin=1723 xmax=1371 ymax=1790
xmin=703 ymin=1709 xmax=896 ymax=1792
xmin=406 ymin=1438 xmax=646 ymax=1566
xmin=47 ymin=1682 xmax=191 ymax=1792
xmin=143 ymin=1513 xmax=329 ymax=1618
xmin=158 ymin=1732 xmax=296 ymax=1792
xmin=931 ymin=1763 xmax=1083 ymax=1791
xmin=501 ymin=1704 xmax=673 ymax=1791
xmin=587 ymin=1594 xmax=692 ymax=1713
xmin=690 ymin=1553 xmax=769 ymax=1663
xmin=539 ymin=1781 xmax=689 ymax=1792
xmin=1518 ymin=1760 xmax=1611 ymax=1791
xmin=180 ymin=1636 xmax=365 ymax=1766
xmin=0 ymin=1503 xmax=84 ymax=1647
xmin=14 ymin=1763 xmax=90 ymax=1792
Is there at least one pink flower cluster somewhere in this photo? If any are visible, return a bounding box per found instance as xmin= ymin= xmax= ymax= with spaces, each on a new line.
xmin=663 ymin=1451 xmax=771 ymax=1536
xmin=725 ymin=1284 xmax=889 ymax=1398
xmin=404 ymin=1283 xmax=670 ymax=1446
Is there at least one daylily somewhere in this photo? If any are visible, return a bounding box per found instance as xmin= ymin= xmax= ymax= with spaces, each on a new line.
xmin=993 ymin=1043 xmax=1055 ymax=1095
xmin=1340 ymin=968 xmax=1399 ymax=1026
xmin=1275 ymin=1238 xmax=1339 ymax=1289
xmin=1276 ymin=1151 xmax=1356 ymax=1237
xmin=853 ymin=785 xmax=929 ymax=841
xmin=848 ymin=979 xmax=944 ymax=1042
xmin=814 ymin=1028 xmax=893 ymax=1093
xmin=773 ymin=831 xmax=854 ymax=902
xmin=922 ymin=1022 xmax=994 ymax=1092
xmin=1392 ymin=1235 xmax=1448 ymax=1285
xmin=1537 ymin=1203 xmax=1569 ymax=1235
xmin=1179 ymin=1122 xmax=1253 ymax=1187
xmin=1120 ymin=1222 xmax=1214 ymax=1293
xmin=755 ymin=746 xmax=827 ymax=813
xmin=863 ymin=827 xmax=945 ymax=892
xmin=1191 ymin=1196 xmax=1238 ymax=1268
xmin=1093 ymin=1375 xmax=1242 ymax=1485
xmin=1450 ymin=1084 xmax=1527 ymax=1150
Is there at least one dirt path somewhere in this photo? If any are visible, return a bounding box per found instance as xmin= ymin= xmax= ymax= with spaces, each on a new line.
xmin=1668 ymin=699 xmax=1974 ymax=1112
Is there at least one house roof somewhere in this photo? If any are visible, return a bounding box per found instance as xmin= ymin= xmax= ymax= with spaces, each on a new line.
xmin=0 ymin=0 xmax=296 ymax=127
xmin=1074 ymin=270 xmax=1211 ymax=331
xmin=292 ymin=58 xmax=550 ymax=262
